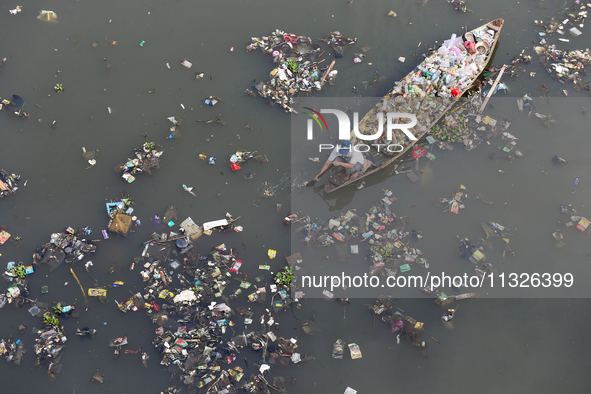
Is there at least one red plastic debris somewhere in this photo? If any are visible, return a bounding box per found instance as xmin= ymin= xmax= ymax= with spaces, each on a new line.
xmin=410 ymin=146 xmax=426 ymax=159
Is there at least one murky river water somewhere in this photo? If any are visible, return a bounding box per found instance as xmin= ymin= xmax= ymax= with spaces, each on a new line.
xmin=1 ymin=0 xmax=591 ymax=393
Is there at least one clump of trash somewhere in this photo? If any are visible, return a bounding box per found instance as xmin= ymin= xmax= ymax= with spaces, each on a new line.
xmin=1 ymin=94 xmax=30 ymax=119
xmin=106 ymin=197 xmax=138 ymax=237
xmin=437 ymin=185 xmax=469 ymax=214
xmin=447 ymin=0 xmax=470 ymax=13
xmin=247 ymin=29 xmax=353 ymax=113
xmin=2 ymin=261 xmax=34 ymax=286
xmin=289 ymin=189 xmax=428 ymax=280
xmin=166 ymin=116 xmax=183 ymax=139
xmin=82 ymin=147 xmax=99 ymax=168
xmin=32 ymin=227 xmax=97 ymax=273
xmin=115 ymin=141 xmax=163 ymax=183
xmin=534 ymin=1 xmax=587 ymax=36
xmin=0 ymin=169 xmax=20 ymax=199
xmin=1 ymin=334 xmax=25 ymax=364
xmin=324 ymin=31 xmax=357 ymax=58
xmin=556 ymin=203 xmax=591 ymax=245
xmin=529 ymin=1 xmax=591 ymax=90
xmin=370 ymin=298 xmax=429 ymax=354
xmin=114 ymin=205 xmax=317 ymax=392
xmin=539 ymin=45 xmax=591 ymax=89
xmin=9 ymin=6 xmax=22 ymax=15
xmin=426 ymin=88 xmax=512 ymax=151
xmin=228 ymin=151 xmax=267 ymax=173
xmin=34 ymin=322 xmax=68 ymax=377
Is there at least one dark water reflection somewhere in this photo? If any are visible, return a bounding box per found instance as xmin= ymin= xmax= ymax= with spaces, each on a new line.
xmin=1 ymin=0 xmax=591 ymax=392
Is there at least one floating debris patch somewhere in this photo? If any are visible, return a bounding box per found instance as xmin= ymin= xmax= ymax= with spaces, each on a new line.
xmin=247 ymin=29 xmax=354 ymax=113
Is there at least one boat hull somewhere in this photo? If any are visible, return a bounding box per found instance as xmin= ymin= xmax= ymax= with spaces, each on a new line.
xmin=324 ymin=18 xmax=504 ymax=193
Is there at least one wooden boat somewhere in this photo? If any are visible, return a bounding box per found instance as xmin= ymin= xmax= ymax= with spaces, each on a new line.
xmin=324 ymin=18 xmax=504 ymax=193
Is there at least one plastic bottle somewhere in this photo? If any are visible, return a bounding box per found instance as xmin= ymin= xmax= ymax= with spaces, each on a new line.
xmin=459 ymin=75 xmax=470 ymax=85
xmin=451 ymin=56 xmax=464 ymax=64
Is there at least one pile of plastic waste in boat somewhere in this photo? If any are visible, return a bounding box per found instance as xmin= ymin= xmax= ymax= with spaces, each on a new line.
xmin=357 ymin=19 xmax=503 ymax=154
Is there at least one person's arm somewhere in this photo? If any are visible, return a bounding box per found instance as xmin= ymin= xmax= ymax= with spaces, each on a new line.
xmin=314 ymin=159 xmax=333 ymax=181
xmin=334 ymin=161 xmax=355 ymax=169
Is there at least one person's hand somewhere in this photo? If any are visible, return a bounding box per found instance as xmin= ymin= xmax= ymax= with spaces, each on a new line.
xmin=314 ymin=174 xmax=320 ymax=181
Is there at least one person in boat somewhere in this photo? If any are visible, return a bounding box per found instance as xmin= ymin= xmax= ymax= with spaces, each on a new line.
xmin=314 ymin=140 xmax=364 ymax=182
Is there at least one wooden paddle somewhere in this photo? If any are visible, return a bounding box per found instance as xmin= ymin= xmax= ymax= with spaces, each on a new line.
xmin=306 ymin=165 xmax=332 ymax=187
xmin=478 ymin=64 xmax=506 ymax=114
xmin=319 ymin=60 xmax=336 ymax=89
